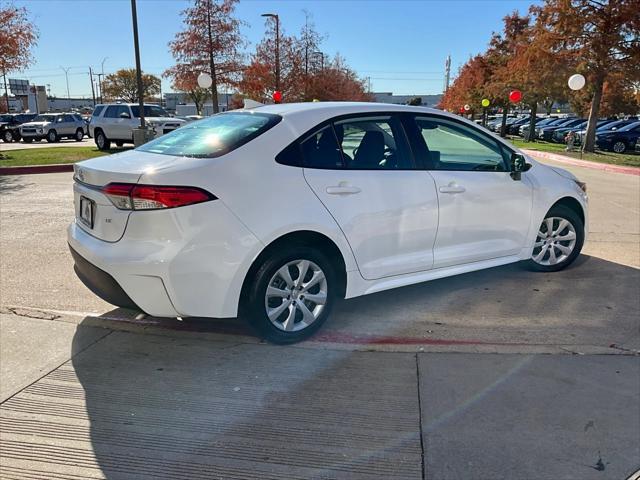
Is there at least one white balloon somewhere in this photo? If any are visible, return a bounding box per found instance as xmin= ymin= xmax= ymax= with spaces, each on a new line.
xmin=464 ymin=104 xmax=471 ymax=111
xmin=568 ymin=74 xmax=586 ymax=91
xmin=197 ymin=73 xmax=213 ymax=89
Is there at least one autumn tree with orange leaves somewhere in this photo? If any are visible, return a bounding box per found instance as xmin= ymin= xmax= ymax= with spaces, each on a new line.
xmin=534 ymin=0 xmax=640 ymax=151
xmin=0 ymin=4 xmax=38 ymax=112
xmin=166 ymin=0 xmax=245 ymax=114
xmin=238 ymin=16 xmax=370 ymax=104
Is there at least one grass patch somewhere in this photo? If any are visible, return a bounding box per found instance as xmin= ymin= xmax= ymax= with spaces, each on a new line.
xmin=0 ymin=146 xmax=126 ymax=167
xmin=510 ymin=138 xmax=640 ymax=168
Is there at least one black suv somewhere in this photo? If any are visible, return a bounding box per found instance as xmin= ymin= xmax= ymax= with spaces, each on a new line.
xmin=0 ymin=113 xmax=38 ymax=142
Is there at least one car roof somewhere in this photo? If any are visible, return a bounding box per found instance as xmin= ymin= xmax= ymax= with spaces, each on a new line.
xmin=248 ymin=102 xmax=463 ymax=135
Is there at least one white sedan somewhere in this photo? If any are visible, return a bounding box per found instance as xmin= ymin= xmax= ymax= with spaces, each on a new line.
xmin=68 ymin=102 xmax=588 ymax=343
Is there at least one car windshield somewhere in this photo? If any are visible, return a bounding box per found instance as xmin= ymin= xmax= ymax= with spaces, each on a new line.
xmin=130 ymin=105 xmax=170 ymax=118
xmin=617 ymin=121 xmax=640 ymax=132
xmin=136 ymin=112 xmax=282 ymax=158
xmin=0 ymin=115 xmax=12 ymax=122
xmin=33 ymin=115 xmax=57 ymax=122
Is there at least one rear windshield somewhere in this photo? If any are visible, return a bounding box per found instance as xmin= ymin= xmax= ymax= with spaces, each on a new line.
xmin=137 ymin=112 xmax=282 ymax=158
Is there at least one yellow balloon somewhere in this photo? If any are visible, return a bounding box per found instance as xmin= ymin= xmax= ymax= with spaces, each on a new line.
xmin=312 ymin=99 xmax=320 ymax=102
xmin=481 ymin=98 xmax=490 ymax=107
xmin=556 ymin=108 xmax=561 ymax=113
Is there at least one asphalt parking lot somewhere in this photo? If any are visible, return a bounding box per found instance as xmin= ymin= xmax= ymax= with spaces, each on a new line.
xmin=1 ymin=158 xmax=639 ymax=479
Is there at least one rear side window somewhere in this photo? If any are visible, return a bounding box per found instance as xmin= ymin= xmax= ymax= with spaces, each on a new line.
xmin=300 ymin=126 xmax=344 ymax=169
xmin=136 ymin=112 xmax=282 ymax=158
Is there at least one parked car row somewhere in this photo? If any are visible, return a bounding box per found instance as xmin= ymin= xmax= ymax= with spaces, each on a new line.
xmin=482 ymin=113 xmax=640 ymax=153
xmin=0 ymin=112 xmax=88 ymax=143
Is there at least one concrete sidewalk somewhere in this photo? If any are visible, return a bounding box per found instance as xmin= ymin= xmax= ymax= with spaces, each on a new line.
xmin=1 ymin=313 xmax=638 ymax=480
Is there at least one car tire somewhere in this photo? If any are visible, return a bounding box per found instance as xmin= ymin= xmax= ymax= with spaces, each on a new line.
xmin=46 ymin=130 xmax=58 ymax=143
xmin=612 ymin=141 xmax=627 ymax=153
xmin=115 ymin=141 xmax=124 ymax=147
xmin=2 ymin=130 xmax=14 ymax=142
xmin=23 ymin=137 xmax=33 ymax=143
xmin=95 ymin=130 xmax=110 ymax=150
xmin=75 ymin=128 xmax=84 ymax=141
xmin=242 ymin=246 xmax=337 ymax=344
xmin=526 ymin=204 xmax=584 ymax=272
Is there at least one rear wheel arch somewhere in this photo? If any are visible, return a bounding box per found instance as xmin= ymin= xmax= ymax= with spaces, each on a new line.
xmin=240 ymin=230 xmax=348 ymax=309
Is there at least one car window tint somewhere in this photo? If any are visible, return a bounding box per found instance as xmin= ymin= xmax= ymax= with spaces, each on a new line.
xmin=334 ymin=116 xmax=411 ymax=170
xmin=104 ymin=106 xmax=119 ymax=118
xmin=92 ymin=106 xmax=105 ymax=117
xmin=300 ymin=126 xmax=344 ymax=169
xmin=63 ymin=115 xmax=75 ymax=122
xmin=415 ymin=117 xmax=507 ymax=171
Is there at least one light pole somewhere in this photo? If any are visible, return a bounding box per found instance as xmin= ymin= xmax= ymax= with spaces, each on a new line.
xmin=97 ymin=73 xmax=104 ymax=103
xmin=261 ymin=13 xmax=280 ymax=93
xmin=130 ymin=0 xmax=145 ymax=129
xmin=60 ymin=66 xmax=71 ymax=105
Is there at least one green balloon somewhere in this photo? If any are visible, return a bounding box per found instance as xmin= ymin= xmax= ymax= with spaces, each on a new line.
xmin=481 ymin=98 xmax=490 ymax=107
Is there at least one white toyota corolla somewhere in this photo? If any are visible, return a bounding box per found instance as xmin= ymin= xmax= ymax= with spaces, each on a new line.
xmin=68 ymin=102 xmax=588 ymax=343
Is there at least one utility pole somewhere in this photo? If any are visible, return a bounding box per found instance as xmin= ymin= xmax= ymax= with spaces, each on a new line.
xmin=60 ymin=66 xmax=71 ymax=105
xmin=262 ymin=13 xmax=280 ymax=92
xmin=444 ymin=54 xmax=451 ymax=92
xmin=130 ymin=0 xmax=145 ymax=128
xmin=96 ymin=74 xmax=104 ymax=103
xmin=89 ymin=67 xmax=96 ymax=106
xmin=204 ymin=0 xmax=220 ymax=113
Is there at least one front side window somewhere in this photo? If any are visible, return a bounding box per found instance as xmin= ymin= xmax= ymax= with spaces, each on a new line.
xmin=334 ymin=116 xmax=412 ymax=169
xmin=414 ymin=116 xmax=507 ymax=171
xmin=137 ymin=112 xmax=281 ymax=158
xmin=92 ymin=105 xmax=105 ymax=117
xmin=34 ymin=114 xmax=56 ymax=123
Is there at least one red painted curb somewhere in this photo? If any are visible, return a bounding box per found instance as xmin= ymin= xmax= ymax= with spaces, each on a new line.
xmin=0 ymin=164 xmax=74 ymax=176
xmin=522 ymin=149 xmax=640 ymax=176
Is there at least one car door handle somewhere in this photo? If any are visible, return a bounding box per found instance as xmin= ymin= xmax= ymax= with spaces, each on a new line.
xmin=439 ymin=184 xmax=466 ymax=194
xmin=326 ymin=184 xmax=361 ymax=195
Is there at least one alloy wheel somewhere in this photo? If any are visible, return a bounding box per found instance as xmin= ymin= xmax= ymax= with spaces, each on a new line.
xmin=264 ymin=259 xmax=328 ymax=332
xmin=531 ymin=216 xmax=577 ymax=266
xmin=613 ymin=141 xmax=626 ymax=153
xmin=3 ymin=130 xmax=13 ymax=142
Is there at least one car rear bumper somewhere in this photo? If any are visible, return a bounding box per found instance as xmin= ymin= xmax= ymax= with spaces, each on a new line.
xmin=67 ymin=199 xmax=263 ymax=318
xmin=69 ymin=245 xmax=140 ymax=311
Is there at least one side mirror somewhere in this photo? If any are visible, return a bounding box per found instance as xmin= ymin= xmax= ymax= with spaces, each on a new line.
xmin=119 ymin=112 xmax=131 ymax=119
xmin=510 ymin=152 xmax=530 ymax=180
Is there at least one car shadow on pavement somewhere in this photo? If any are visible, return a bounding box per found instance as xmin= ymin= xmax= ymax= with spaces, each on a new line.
xmin=96 ymin=254 xmax=639 ymax=350
xmin=0 ymin=255 xmax=637 ymax=479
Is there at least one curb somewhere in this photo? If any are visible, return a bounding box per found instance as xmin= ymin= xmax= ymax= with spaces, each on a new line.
xmin=522 ymin=149 xmax=640 ymax=176
xmin=0 ymin=164 xmax=74 ymax=176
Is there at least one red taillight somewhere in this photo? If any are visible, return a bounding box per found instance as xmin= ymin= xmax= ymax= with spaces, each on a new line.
xmin=102 ymin=183 xmax=216 ymax=210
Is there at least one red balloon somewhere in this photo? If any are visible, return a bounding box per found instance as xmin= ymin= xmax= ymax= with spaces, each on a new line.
xmin=459 ymin=106 xmax=465 ymax=113
xmin=509 ymin=90 xmax=522 ymax=103
xmin=273 ymin=90 xmax=282 ymax=103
